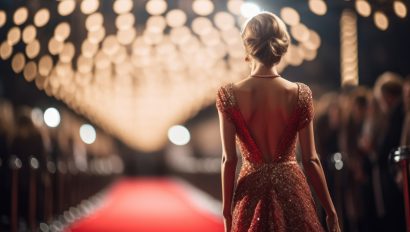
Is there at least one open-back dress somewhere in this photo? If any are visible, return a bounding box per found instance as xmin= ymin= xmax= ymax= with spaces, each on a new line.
xmin=216 ymin=82 xmax=325 ymax=232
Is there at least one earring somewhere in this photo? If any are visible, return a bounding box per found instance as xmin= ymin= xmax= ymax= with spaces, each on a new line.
xmin=245 ymin=55 xmax=250 ymax=62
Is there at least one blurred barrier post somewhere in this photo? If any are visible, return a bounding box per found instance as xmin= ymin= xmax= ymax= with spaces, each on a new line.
xmin=9 ymin=155 xmax=21 ymax=232
xmin=390 ymin=146 xmax=410 ymax=232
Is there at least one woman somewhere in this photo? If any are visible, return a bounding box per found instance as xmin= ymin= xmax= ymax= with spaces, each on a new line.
xmin=216 ymin=12 xmax=340 ymax=232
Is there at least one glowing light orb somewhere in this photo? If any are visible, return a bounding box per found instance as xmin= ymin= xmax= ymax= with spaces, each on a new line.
xmin=44 ymin=107 xmax=61 ymax=128
xmin=80 ymin=124 xmax=97 ymax=144
xmin=168 ymin=125 xmax=190 ymax=146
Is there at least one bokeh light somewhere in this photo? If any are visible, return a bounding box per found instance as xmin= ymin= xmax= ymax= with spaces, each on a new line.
xmin=13 ymin=7 xmax=28 ymax=25
xmin=355 ymin=0 xmax=371 ymax=17
xmin=168 ymin=125 xmax=191 ymax=146
xmin=227 ymin=0 xmax=244 ymax=15
xmin=374 ymin=11 xmax=389 ymax=30
xmin=0 ymin=10 xmax=6 ymax=28
xmin=308 ymin=0 xmax=327 ymax=16
xmin=166 ymin=9 xmax=187 ymax=28
xmin=240 ymin=2 xmax=261 ymax=18
xmin=394 ymin=1 xmax=407 ymax=18
xmin=80 ymin=124 xmax=97 ymax=144
xmin=44 ymin=107 xmax=61 ymax=128
xmin=58 ymin=0 xmax=76 ymax=16
xmin=31 ymin=108 xmax=44 ymax=127
xmin=281 ymin=7 xmax=300 ymax=26
xmin=81 ymin=0 xmax=99 ymax=15
xmin=192 ymin=0 xmax=214 ymax=16
xmin=146 ymin=0 xmax=167 ymax=15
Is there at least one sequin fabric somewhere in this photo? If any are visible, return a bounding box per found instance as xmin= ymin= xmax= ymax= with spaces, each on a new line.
xmin=216 ymin=82 xmax=324 ymax=232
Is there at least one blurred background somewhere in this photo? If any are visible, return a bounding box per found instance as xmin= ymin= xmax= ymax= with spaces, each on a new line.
xmin=0 ymin=0 xmax=410 ymax=231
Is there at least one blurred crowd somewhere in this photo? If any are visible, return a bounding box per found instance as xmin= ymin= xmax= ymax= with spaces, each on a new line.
xmin=0 ymin=102 xmax=123 ymax=231
xmin=314 ymin=72 xmax=410 ymax=232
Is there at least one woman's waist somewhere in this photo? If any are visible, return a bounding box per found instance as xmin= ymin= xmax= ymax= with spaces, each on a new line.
xmin=238 ymin=159 xmax=300 ymax=177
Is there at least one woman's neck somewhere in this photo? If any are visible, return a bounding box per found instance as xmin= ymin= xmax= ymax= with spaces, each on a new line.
xmin=250 ymin=62 xmax=279 ymax=76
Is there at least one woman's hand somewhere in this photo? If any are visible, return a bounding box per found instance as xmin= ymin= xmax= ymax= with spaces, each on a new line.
xmin=223 ymin=212 xmax=232 ymax=232
xmin=326 ymin=212 xmax=341 ymax=232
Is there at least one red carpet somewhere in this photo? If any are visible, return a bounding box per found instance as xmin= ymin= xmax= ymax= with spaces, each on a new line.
xmin=67 ymin=178 xmax=224 ymax=232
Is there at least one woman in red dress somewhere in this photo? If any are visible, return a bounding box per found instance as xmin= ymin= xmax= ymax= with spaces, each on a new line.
xmin=216 ymin=12 xmax=340 ymax=232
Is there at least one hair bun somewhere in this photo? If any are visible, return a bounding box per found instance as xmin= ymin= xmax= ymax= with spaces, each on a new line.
xmin=242 ymin=12 xmax=290 ymax=67
xmin=269 ymin=37 xmax=288 ymax=57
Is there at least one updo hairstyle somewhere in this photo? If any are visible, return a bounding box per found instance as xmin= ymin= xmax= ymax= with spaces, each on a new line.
xmin=241 ymin=12 xmax=290 ymax=67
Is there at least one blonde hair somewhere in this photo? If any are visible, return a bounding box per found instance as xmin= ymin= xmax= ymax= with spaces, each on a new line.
xmin=241 ymin=11 xmax=290 ymax=67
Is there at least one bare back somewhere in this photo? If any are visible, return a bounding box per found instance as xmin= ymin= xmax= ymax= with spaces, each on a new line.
xmin=231 ymin=77 xmax=299 ymax=160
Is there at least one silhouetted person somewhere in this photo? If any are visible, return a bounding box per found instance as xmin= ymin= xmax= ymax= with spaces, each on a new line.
xmin=0 ymin=99 xmax=14 ymax=230
xmin=10 ymin=108 xmax=46 ymax=231
xmin=376 ymin=78 xmax=406 ymax=231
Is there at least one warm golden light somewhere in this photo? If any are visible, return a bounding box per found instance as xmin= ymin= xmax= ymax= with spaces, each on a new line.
xmin=308 ymin=0 xmax=327 ymax=16
xmin=0 ymin=10 xmax=6 ymax=28
xmin=11 ymin=53 xmax=25 ymax=73
xmin=102 ymin=35 xmax=120 ymax=55
xmin=170 ymin=26 xmax=192 ymax=45
xmin=81 ymin=0 xmax=99 ymax=15
xmin=58 ymin=0 xmax=76 ymax=16
xmin=291 ymin=23 xmax=310 ymax=42
xmin=280 ymin=7 xmax=300 ymax=26
xmin=86 ymin=13 xmax=104 ymax=32
xmin=355 ymin=0 xmax=371 ymax=17
xmin=340 ymin=10 xmax=359 ymax=86
xmin=146 ymin=0 xmax=167 ymax=15
xmin=0 ymin=42 xmax=13 ymax=60
xmin=48 ymin=37 xmax=64 ymax=55
xmin=113 ymin=0 xmax=133 ymax=14
xmin=374 ymin=11 xmax=389 ymax=30
xmin=115 ymin=13 xmax=135 ymax=30
xmin=34 ymin=8 xmax=50 ymax=27
xmin=192 ymin=17 xmax=213 ymax=36
xmin=0 ymin=0 xmax=324 ymax=152
xmin=117 ymin=27 xmax=136 ymax=45
xmin=13 ymin=7 xmax=28 ymax=25
xmin=394 ymin=1 xmax=407 ymax=18
xmin=284 ymin=44 xmax=303 ymax=66
xmin=303 ymin=30 xmax=321 ymax=50
xmin=60 ymin=42 xmax=76 ymax=63
xmin=192 ymin=0 xmax=214 ymax=16
xmin=54 ymin=22 xmax=71 ymax=41
xmin=146 ymin=16 xmax=167 ymax=33
xmin=227 ymin=0 xmax=244 ymax=15
xmin=81 ymin=39 xmax=99 ymax=57
xmin=26 ymin=39 xmax=40 ymax=59
xmin=22 ymin=25 xmax=37 ymax=44
xmin=7 ymin=27 xmax=21 ymax=46
xmin=214 ymin=12 xmax=235 ymax=31
xmin=166 ymin=9 xmax=187 ymax=28
xmin=88 ymin=27 xmax=106 ymax=44
xmin=301 ymin=45 xmax=317 ymax=61
xmin=24 ymin=61 xmax=37 ymax=82
xmin=38 ymin=55 xmax=53 ymax=76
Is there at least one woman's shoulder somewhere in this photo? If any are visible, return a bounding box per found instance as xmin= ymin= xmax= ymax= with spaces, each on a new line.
xmin=216 ymin=83 xmax=236 ymax=110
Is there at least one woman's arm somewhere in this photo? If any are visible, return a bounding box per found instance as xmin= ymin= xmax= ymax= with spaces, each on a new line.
xmin=218 ymin=110 xmax=237 ymax=232
xmin=298 ymin=121 xmax=340 ymax=231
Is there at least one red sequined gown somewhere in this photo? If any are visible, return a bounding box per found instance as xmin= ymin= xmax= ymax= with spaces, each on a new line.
xmin=216 ymin=82 xmax=325 ymax=232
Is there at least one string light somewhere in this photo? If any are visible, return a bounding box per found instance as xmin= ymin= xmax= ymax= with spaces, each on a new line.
xmin=44 ymin=107 xmax=61 ymax=128
xmin=374 ymin=11 xmax=389 ymax=31
xmin=308 ymin=0 xmax=327 ymax=16
xmin=355 ymin=0 xmax=371 ymax=17
xmin=240 ymin=2 xmax=261 ymax=18
xmin=340 ymin=10 xmax=359 ymax=86
xmin=58 ymin=0 xmax=76 ymax=16
xmin=0 ymin=1 xmax=322 ymax=151
xmin=394 ymin=1 xmax=407 ymax=18
xmin=80 ymin=124 xmax=97 ymax=144
xmin=0 ymin=10 xmax=6 ymax=28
